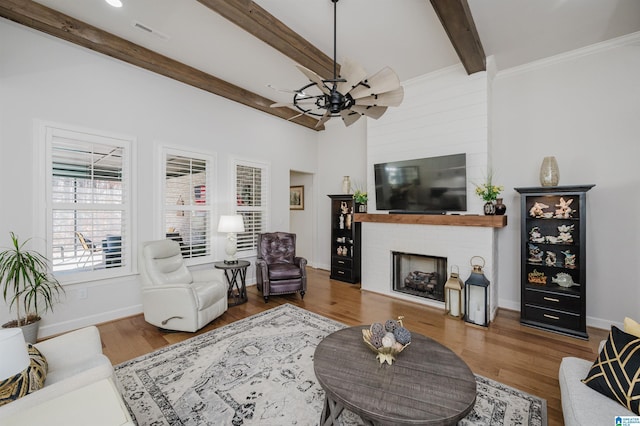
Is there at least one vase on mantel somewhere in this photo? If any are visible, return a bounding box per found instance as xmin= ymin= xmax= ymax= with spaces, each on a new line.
xmin=495 ymin=198 xmax=506 ymax=215
xmin=483 ymin=202 xmax=496 ymax=215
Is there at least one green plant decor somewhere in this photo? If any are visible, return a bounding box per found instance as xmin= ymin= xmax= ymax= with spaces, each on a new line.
xmin=351 ymin=181 xmax=368 ymax=204
xmin=0 ymin=232 xmax=64 ymax=327
xmin=474 ymin=173 xmax=504 ymax=202
xmin=353 ymin=190 xmax=368 ymax=204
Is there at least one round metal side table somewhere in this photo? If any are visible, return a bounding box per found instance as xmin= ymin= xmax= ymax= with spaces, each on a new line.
xmin=214 ymin=260 xmax=250 ymax=306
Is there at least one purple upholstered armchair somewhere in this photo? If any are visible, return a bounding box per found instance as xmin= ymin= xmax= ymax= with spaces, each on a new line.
xmin=256 ymin=232 xmax=307 ymax=302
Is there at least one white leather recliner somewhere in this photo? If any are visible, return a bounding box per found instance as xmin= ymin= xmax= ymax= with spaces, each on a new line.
xmin=139 ymin=240 xmax=228 ymax=332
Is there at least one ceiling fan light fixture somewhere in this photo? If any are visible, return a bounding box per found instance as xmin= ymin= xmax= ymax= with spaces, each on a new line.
xmin=272 ymin=0 xmax=403 ymax=128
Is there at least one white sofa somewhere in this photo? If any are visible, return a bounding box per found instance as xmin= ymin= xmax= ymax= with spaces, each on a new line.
xmin=559 ymin=351 xmax=636 ymax=425
xmin=0 ymin=326 xmax=133 ymax=426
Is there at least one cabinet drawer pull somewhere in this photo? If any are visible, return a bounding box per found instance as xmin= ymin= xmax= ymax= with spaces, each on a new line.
xmin=543 ymin=313 xmax=560 ymax=321
xmin=543 ymin=297 xmax=560 ymax=303
xmin=337 ymin=270 xmax=345 ymax=275
xmin=338 ymin=260 xmax=345 ymax=264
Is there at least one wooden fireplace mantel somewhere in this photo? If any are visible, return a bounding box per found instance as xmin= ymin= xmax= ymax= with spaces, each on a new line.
xmin=354 ymin=213 xmax=507 ymax=228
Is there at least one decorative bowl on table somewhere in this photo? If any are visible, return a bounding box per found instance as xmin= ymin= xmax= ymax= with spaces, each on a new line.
xmin=362 ymin=316 xmax=411 ymax=365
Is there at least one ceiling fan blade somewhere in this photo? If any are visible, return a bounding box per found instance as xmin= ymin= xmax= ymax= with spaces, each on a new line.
xmin=348 ymin=67 xmax=401 ymax=100
xmin=296 ymin=65 xmax=331 ymax=95
xmin=340 ymin=109 xmax=362 ymax=127
xmin=315 ymin=111 xmax=331 ymax=128
xmin=337 ymin=58 xmax=368 ymax=95
xmin=267 ymin=84 xmax=299 ymax=94
xmin=350 ymin=105 xmax=388 ymax=120
xmin=355 ymin=87 xmax=404 ymax=107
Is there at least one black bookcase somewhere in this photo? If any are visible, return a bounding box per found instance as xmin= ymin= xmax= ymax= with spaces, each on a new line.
xmin=515 ymin=185 xmax=594 ymax=339
xmin=328 ymin=194 xmax=361 ymax=283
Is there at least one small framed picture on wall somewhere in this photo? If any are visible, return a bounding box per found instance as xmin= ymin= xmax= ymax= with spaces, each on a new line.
xmin=290 ymin=186 xmax=304 ymax=210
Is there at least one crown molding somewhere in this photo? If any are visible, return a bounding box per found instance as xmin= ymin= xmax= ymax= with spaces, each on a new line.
xmin=496 ymin=31 xmax=640 ymax=80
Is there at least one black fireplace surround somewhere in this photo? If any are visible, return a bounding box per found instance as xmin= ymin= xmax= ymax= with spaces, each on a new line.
xmin=392 ymin=251 xmax=447 ymax=302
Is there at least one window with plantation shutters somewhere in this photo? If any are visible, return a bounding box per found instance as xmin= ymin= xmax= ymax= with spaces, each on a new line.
xmin=163 ymin=149 xmax=213 ymax=260
xmin=46 ymin=126 xmax=132 ymax=276
xmin=235 ymin=161 xmax=269 ymax=253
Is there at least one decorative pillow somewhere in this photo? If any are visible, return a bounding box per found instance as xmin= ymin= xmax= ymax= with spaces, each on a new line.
xmin=582 ymin=326 xmax=640 ymax=415
xmin=624 ymin=317 xmax=640 ymax=339
xmin=0 ymin=344 xmax=48 ymax=407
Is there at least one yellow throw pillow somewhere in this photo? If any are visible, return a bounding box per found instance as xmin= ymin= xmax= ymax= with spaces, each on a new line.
xmin=0 ymin=344 xmax=48 ymax=406
xmin=624 ymin=317 xmax=640 ymax=338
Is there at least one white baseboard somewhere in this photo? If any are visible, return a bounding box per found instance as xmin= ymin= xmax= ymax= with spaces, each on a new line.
xmin=38 ymin=304 xmax=143 ymax=338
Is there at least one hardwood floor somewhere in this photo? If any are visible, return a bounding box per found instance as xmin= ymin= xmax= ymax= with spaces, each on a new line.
xmin=97 ymin=267 xmax=607 ymax=426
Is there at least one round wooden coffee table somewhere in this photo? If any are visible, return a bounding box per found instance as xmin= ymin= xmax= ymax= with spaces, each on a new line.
xmin=313 ymin=326 xmax=477 ymax=425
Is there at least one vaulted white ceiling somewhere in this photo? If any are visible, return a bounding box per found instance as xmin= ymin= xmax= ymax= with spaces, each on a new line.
xmin=19 ymin=0 xmax=640 ymax=123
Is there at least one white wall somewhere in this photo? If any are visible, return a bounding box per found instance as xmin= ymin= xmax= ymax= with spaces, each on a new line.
xmin=367 ymin=64 xmax=491 ymax=214
xmin=493 ymin=33 xmax=640 ymax=328
xmin=0 ymin=20 xmax=319 ymax=337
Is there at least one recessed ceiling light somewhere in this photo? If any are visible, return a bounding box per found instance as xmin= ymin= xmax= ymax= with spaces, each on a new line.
xmin=105 ymin=0 xmax=123 ymax=7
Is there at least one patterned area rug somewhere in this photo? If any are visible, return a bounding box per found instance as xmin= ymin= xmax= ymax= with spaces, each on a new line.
xmin=115 ymin=304 xmax=547 ymax=426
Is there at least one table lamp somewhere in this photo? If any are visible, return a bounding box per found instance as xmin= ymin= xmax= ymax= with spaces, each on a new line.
xmin=218 ymin=215 xmax=245 ymax=264
xmin=0 ymin=328 xmax=30 ymax=381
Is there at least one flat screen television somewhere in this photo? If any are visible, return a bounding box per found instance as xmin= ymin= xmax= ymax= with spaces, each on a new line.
xmin=374 ymin=153 xmax=467 ymax=213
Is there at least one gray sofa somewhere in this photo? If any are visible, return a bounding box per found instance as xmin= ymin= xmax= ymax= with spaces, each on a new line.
xmin=559 ymin=354 xmax=636 ymax=425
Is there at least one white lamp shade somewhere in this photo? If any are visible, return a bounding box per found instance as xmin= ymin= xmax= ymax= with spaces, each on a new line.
xmin=0 ymin=328 xmax=30 ymax=381
xmin=218 ymin=215 xmax=245 ymax=233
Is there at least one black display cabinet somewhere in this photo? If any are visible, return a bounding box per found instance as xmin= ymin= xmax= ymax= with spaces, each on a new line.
xmin=328 ymin=194 xmax=361 ymax=283
xmin=515 ymin=185 xmax=594 ymax=339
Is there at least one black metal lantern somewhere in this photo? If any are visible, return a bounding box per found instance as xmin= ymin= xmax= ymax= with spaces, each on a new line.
xmin=464 ymin=256 xmax=490 ymax=327
xmin=444 ymin=265 xmax=464 ymax=319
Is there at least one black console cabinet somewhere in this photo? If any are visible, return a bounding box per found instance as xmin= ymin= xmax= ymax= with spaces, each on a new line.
xmin=515 ymin=185 xmax=594 ymax=339
xmin=328 ymin=194 xmax=361 ymax=283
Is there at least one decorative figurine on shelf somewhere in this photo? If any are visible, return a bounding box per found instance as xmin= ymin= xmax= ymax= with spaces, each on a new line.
xmin=346 ymin=212 xmax=352 ymax=230
xmin=545 ymin=251 xmax=557 ymax=267
xmin=552 ymin=272 xmax=577 ymax=288
xmin=529 ymin=202 xmax=550 ymax=218
xmin=340 ymin=201 xmax=349 ymax=214
xmin=339 ymin=215 xmax=344 ymax=229
xmin=528 ymin=244 xmax=543 ymax=263
xmin=561 ymin=250 xmax=576 ymax=269
xmin=557 ymin=224 xmax=574 ymax=243
xmin=527 ymin=269 xmax=547 ymax=285
xmin=545 ymin=235 xmax=558 ymax=244
xmin=529 ymin=227 xmax=545 ymax=243
xmin=554 ymin=197 xmax=574 ymax=219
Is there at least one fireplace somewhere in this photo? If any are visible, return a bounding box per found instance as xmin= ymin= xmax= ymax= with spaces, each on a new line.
xmin=392 ymin=251 xmax=447 ymax=302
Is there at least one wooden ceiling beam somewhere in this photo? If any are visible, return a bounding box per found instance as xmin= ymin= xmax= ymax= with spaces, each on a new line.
xmin=430 ymin=0 xmax=486 ymax=75
xmin=0 ymin=0 xmax=322 ymax=130
xmin=196 ymin=0 xmax=337 ymax=80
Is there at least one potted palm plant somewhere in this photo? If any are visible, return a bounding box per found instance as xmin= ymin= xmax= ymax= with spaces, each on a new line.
xmin=0 ymin=232 xmax=64 ymax=343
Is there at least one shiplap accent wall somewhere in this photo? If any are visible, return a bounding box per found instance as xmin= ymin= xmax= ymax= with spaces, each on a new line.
xmin=367 ymin=64 xmax=490 ymax=213
xmin=360 ymin=64 xmax=501 ymax=319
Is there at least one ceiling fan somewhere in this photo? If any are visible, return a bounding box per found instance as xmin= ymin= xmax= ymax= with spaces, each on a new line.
xmin=270 ymin=0 xmax=404 ymax=128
